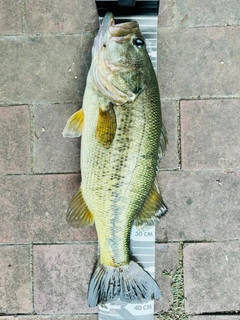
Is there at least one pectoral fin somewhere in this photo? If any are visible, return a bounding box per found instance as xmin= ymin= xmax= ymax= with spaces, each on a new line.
xmin=66 ymin=187 xmax=94 ymax=228
xmin=62 ymin=109 xmax=84 ymax=138
xmin=135 ymin=180 xmax=167 ymax=228
xmin=96 ymin=107 xmax=116 ymax=148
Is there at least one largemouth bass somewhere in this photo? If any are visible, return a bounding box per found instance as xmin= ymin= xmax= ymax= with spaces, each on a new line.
xmin=63 ymin=12 xmax=167 ymax=307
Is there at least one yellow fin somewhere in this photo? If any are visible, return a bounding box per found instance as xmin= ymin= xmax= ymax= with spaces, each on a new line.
xmin=62 ymin=109 xmax=84 ymax=138
xmin=135 ymin=180 xmax=167 ymax=228
xmin=66 ymin=187 xmax=94 ymax=228
xmin=95 ymin=106 xmax=116 ymax=148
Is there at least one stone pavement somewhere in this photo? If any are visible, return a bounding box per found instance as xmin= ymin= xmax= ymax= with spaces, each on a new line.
xmin=0 ymin=0 xmax=240 ymax=319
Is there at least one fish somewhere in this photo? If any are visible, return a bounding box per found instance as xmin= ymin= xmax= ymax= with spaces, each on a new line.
xmin=63 ymin=12 xmax=167 ymax=307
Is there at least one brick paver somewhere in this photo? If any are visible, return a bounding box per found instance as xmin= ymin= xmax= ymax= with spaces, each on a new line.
xmin=25 ymin=0 xmax=98 ymax=34
xmin=0 ymin=174 xmax=97 ymax=243
xmin=173 ymin=0 xmax=240 ymax=27
xmin=158 ymin=0 xmax=172 ymax=27
xmin=0 ymin=0 xmax=22 ymax=34
xmin=0 ymin=105 xmax=31 ymax=174
xmin=33 ymin=104 xmax=80 ymax=173
xmin=0 ymin=245 xmax=32 ymax=314
xmin=158 ymin=27 xmax=240 ymax=99
xmin=184 ymin=242 xmax=240 ymax=314
xmin=181 ymin=99 xmax=240 ymax=169
xmin=156 ymin=170 xmax=240 ymax=242
xmin=34 ymin=244 xmax=98 ymax=314
xmin=0 ymin=34 xmax=94 ymax=104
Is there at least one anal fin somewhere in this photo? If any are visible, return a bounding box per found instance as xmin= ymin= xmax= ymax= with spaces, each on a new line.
xmin=96 ymin=106 xmax=116 ymax=148
xmin=66 ymin=187 xmax=94 ymax=228
xmin=62 ymin=109 xmax=84 ymax=138
xmin=135 ymin=180 xmax=167 ymax=228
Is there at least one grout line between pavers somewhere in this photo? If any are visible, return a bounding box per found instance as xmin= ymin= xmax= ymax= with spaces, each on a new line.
xmin=20 ymin=0 xmax=27 ymax=34
xmin=30 ymin=243 xmax=36 ymax=314
xmin=0 ymin=172 xmax=81 ymax=177
xmin=29 ymin=104 xmax=34 ymax=173
xmin=1 ymin=240 xmax=240 ymax=247
xmin=160 ymin=96 xmax=240 ymax=102
xmin=0 ymin=31 xmax=94 ymax=38
xmin=158 ymin=24 xmax=240 ymax=30
xmin=0 ymin=241 xmax=98 ymax=246
xmin=198 ymin=311 xmax=240 ymax=316
xmin=0 ymin=101 xmax=82 ymax=107
xmin=176 ymin=100 xmax=182 ymax=170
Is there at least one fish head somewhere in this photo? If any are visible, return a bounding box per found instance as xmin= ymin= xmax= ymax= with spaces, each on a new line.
xmin=90 ymin=12 xmax=151 ymax=105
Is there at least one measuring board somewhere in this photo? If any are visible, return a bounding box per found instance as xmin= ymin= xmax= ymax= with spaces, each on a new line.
xmin=96 ymin=10 xmax=159 ymax=320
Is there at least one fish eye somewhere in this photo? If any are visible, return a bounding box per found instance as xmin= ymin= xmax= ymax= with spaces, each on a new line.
xmin=133 ymin=37 xmax=145 ymax=48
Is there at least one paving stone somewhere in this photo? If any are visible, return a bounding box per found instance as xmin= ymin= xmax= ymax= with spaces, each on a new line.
xmin=159 ymin=100 xmax=178 ymax=170
xmin=0 ymin=33 xmax=94 ymax=104
xmin=34 ymin=244 xmax=98 ymax=314
xmin=189 ymin=317 xmax=240 ymax=320
xmin=181 ymin=99 xmax=240 ymax=170
xmin=0 ymin=245 xmax=32 ymax=314
xmin=184 ymin=242 xmax=240 ymax=314
xmin=0 ymin=0 xmax=22 ymax=34
xmin=0 ymin=174 xmax=97 ymax=243
xmin=33 ymin=104 xmax=80 ymax=173
xmin=155 ymin=243 xmax=180 ymax=313
xmin=173 ymin=0 xmax=240 ymax=27
xmin=158 ymin=0 xmax=172 ymax=27
xmin=158 ymin=27 xmax=240 ymax=99
xmin=25 ymin=0 xmax=98 ymax=34
xmin=0 ymin=105 xmax=31 ymax=174
xmin=156 ymin=170 xmax=240 ymax=242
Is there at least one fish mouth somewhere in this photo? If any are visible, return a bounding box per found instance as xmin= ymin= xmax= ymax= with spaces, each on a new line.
xmin=93 ymin=12 xmax=141 ymax=54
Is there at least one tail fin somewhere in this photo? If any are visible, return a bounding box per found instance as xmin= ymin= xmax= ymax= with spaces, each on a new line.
xmin=88 ymin=260 xmax=161 ymax=307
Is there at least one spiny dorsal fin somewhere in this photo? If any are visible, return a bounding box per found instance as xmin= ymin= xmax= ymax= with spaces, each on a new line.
xmin=62 ymin=109 xmax=84 ymax=138
xmin=135 ymin=180 xmax=167 ymax=229
xmin=95 ymin=106 xmax=116 ymax=148
xmin=66 ymin=187 xmax=94 ymax=228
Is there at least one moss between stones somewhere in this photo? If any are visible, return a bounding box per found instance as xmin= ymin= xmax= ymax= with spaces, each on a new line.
xmin=157 ymin=243 xmax=188 ymax=320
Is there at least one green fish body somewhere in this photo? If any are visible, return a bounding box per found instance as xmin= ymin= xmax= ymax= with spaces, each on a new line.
xmin=63 ymin=12 xmax=167 ymax=307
